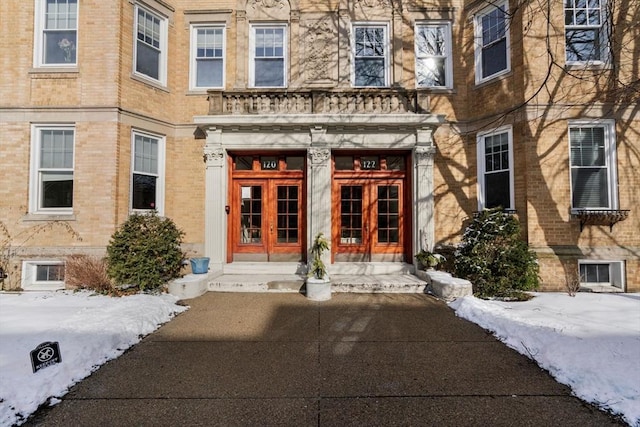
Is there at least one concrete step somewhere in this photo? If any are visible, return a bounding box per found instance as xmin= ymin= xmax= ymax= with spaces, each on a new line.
xmin=207 ymin=273 xmax=427 ymax=294
xmin=222 ymin=262 xmax=307 ymax=275
xmin=330 ymin=262 xmax=415 ymax=275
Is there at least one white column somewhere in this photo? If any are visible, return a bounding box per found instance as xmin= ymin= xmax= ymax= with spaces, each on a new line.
xmin=308 ymin=126 xmax=331 ymax=270
xmin=413 ymin=128 xmax=437 ymax=262
xmin=203 ymin=128 xmax=226 ymax=271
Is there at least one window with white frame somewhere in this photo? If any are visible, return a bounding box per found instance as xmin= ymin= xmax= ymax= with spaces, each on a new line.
xmin=569 ymin=121 xmax=617 ymax=210
xmin=353 ymin=24 xmax=389 ymax=87
xmin=474 ymin=1 xmax=510 ymax=83
xmin=34 ymin=0 xmax=78 ymax=67
xmin=134 ymin=5 xmax=167 ymax=84
xmin=30 ymin=125 xmax=75 ymax=214
xmin=249 ymin=25 xmax=286 ymax=88
xmin=477 ymin=126 xmax=514 ymax=210
xmin=415 ymin=22 xmax=452 ymax=88
xmin=579 ymin=260 xmax=624 ymax=289
xmin=22 ymin=261 xmax=65 ymax=290
xmin=131 ymin=131 xmax=164 ymax=213
xmin=190 ymin=25 xmax=225 ymax=90
xmin=564 ymin=0 xmax=609 ymax=64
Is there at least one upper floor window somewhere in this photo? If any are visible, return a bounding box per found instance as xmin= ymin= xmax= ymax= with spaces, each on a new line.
xmin=477 ymin=126 xmax=514 ymax=210
xmin=564 ymin=0 xmax=609 ymax=64
xmin=34 ymin=0 xmax=78 ymax=67
xmin=134 ymin=5 xmax=167 ymax=85
xmin=190 ymin=25 xmax=225 ymax=90
xmin=569 ymin=120 xmax=618 ymax=210
xmin=30 ymin=125 xmax=75 ymax=214
xmin=131 ymin=131 xmax=165 ymax=214
xmin=474 ymin=1 xmax=510 ymax=83
xmin=353 ymin=24 xmax=389 ymax=87
xmin=415 ymin=22 xmax=453 ymax=88
xmin=249 ymin=25 xmax=287 ymax=88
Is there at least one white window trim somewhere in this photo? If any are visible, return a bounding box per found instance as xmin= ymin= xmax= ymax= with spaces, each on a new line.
xmin=415 ymin=21 xmax=453 ymax=89
xmin=133 ymin=4 xmax=168 ymax=86
xmin=21 ymin=260 xmax=65 ymax=290
xmin=568 ymin=119 xmax=618 ymax=212
xmin=578 ymin=260 xmax=625 ymax=290
xmin=351 ymin=22 xmax=391 ymax=88
xmin=189 ymin=24 xmax=226 ymax=91
xmin=474 ymin=1 xmax=510 ymax=84
xmin=130 ymin=130 xmax=165 ymax=215
xmin=29 ymin=124 xmax=75 ymax=215
xmin=564 ymin=0 xmax=610 ymax=66
xmin=476 ymin=125 xmax=514 ymax=211
xmin=248 ymin=23 xmax=288 ymax=89
xmin=33 ymin=0 xmax=79 ymax=68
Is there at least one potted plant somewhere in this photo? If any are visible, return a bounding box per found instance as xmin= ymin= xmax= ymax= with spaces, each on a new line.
xmin=415 ymin=249 xmax=445 ymax=270
xmin=306 ymin=232 xmax=331 ymax=301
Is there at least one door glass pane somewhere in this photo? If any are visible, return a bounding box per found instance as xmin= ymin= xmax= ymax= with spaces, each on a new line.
xmin=240 ymin=186 xmax=262 ymax=243
xmin=276 ymin=185 xmax=298 ymax=243
xmin=335 ymin=156 xmax=354 ymax=170
xmin=286 ymin=156 xmax=304 ymax=170
xmin=386 ymin=156 xmax=405 ymax=171
xmin=377 ymin=185 xmax=399 ymax=243
xmin=340 ymin=186 xmax=363 ymax=244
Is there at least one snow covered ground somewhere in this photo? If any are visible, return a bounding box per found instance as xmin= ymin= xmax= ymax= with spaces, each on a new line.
xmin=450 ymin=293 xmax=640 ymax=427
xmin=0 ymin=291 xmax=638 ymax=426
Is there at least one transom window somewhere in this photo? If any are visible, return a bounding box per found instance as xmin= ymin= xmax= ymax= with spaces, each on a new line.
xmin=34 ymin=0 xmax=78 ymax=66
xmin=250 ymin=25 xmax=287 ymax=88
xmin=569 ymin=121 xmax=617 ymax=210
xmin=477 ymin=127 xmax=514 ymax=210
xmin=30 ymin=125 xmax=75 ymax=214
xmin=233 ymin=155 xmax=304 ymax=171
xmin=334 ymin=155 xmax=405 ymax=171
xmin=353 ymin=24 xmax=389 ymax=87
xmin=134 ymin=5 xmax=167 ymax=84
xmin=564 ymin=0 xmax=609 ymax=64
xmin=415 ymin=23 xmax=452 ymax=88
xmin=474 ymin=1 xmax=510 ymax=83
xmin=131 ymin=131 xmax=165 ymax=213
xmin=191 ymin=25 xmax=225 ymax=89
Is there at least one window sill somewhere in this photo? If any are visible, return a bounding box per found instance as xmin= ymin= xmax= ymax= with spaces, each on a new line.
xmin=130 ymin=73 xmax=170 ymax=93
xmin=565 ymin=62 xmax=612 ymax=72
xmin=186 ymin=89 xmax=223 ymax=96
xmin=474 ymin=70 xmax=512 ymax=89
xmin=22 ymin=213 xmax=76 ymax=222
xmin=416 ymin=87 xmax=456 ymax=95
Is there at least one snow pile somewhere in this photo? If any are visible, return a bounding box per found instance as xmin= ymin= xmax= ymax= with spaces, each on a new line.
xmin=450 ymin=293 xmax=640 ymax=426
xmin=0 ymin=291 xmax=187 ymax=426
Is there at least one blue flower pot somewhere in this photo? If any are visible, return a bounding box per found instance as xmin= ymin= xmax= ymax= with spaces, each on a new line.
xmin=190 ymin=257 xmax=210 ymax=274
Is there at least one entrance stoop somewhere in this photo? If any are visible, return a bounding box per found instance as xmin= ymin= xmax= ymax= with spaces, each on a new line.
xmin=205 ymin=262 xmax=427 ymax=294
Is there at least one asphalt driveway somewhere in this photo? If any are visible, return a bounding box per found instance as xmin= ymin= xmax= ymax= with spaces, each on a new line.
xmin=25 ymin=292 xmax=622 ymax=426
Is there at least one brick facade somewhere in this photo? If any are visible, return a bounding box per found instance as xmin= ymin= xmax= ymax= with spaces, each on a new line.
xmin=1 ymin=0 xmax=637 ymax=291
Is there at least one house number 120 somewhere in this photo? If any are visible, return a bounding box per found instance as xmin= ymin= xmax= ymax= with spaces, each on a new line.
xmin=262 ymin=161 xmax=277 ymax=169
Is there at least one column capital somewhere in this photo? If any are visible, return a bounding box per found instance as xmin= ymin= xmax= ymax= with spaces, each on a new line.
xmin=204 ymin=146 xmax=225 ymax=167
xmin=414 ymin=145 xmax=436 ymax=166
xmin=309 ymin=147 xmax=331 ymax=165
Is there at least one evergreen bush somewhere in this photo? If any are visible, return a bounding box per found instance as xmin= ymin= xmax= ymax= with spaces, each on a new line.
xmin=454 ymin=208 xmax=539 ymax=299
xmin=106 ymin=212 xmax=185 ymax=291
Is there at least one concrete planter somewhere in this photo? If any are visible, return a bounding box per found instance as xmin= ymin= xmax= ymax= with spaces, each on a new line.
xmin=306 ymin=277 xmax=331 ymax=301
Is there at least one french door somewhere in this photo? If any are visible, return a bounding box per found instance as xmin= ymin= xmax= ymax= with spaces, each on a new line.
xmin=231 ymin=179 xmax=303 ymax=261
xmin=333 ymin=179 xmax=405 ymax=262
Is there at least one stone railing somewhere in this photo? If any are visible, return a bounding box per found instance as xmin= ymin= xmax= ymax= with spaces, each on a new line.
xmin=207 ymin=89 xmax=430 ymax=115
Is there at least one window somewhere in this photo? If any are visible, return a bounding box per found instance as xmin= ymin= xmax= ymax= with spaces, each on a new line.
xmin=249 ymin=25 xmax=286 ymax=88
xmin=564 ymin=0 xmax=609 ymax=64
xmin=474 ymin=2 xmax=510 ymax=83
xmin=353 ymin=24 xmax=389 ymax=87
xmin=34 ymin=0 xmax=78 ymax=67
xmin=190 ymin=25 xmax=225 ymax=89
xmin=22 ymin=261 xmax=65 ymax=290
xmin=131 ymin=131 xmax=164 ymax=214
xmin=579 ymin=260 xmax=625 ymax=289
xmin=415 ymin=23 xmax=452 ymax=88
xmin=134 ymin=5 xmax=167 ymax=84
xmin=569 ymin=120 xmax=617 ymax=210
xmin=477 ymin=126 xmax=514 ymax=210
xmin=30 ymin=125 xmax=75 ymax=214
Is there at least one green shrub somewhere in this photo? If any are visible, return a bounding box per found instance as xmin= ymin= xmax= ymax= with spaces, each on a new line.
xmin=454 ymin=208 xmax=539 ymax=299
xmin=107 ymin=212 xmax=185 ymax=291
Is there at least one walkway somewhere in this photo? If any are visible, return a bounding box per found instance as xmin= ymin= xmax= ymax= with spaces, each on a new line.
xmin=25 ymin=293 xmax=621 ymax=426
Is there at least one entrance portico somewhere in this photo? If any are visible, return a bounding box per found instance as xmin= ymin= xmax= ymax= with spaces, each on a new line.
xmin=195 ymin=90 xmax=443 ymax=275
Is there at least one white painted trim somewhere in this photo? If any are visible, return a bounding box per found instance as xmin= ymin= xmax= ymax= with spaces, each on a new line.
xmin=21 ymin=260 xmax=65 ymax=290
xmin=473 ymin=0 xmax=511 ymax=84
xmin=189 ymin=23 xmax=226 ymax=91
xmin=351 ymin=22 xmax=391 ymax=88
xmin=130 ymin=129 xmax=166 ymax=215
xmin=33 ymin=0 xmax=79 ymax=68
xmin=476 ymin=125 xmax=514 ymax=211
xmin=132 ymin=4 xmax=168 ymax=86
xmin=414 ymin=21 xmax=453 ymax=89
xmin=578 ymin=259 xmax=625 ymax=290
xmin=248 ymin=23 xmax=288 ymax=88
